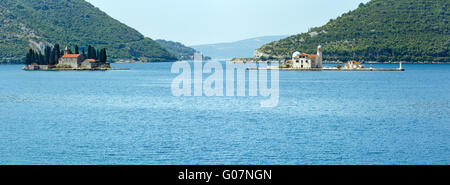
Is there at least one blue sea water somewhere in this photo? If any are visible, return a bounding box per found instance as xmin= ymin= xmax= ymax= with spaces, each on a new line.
xmin=0 ymin=62 xmax=449 ymax=165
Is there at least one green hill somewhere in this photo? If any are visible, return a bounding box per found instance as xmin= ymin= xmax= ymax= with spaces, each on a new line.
xmin=155 ymin=39 xmax=210 ymax=61
xmin=0 ymin=0 xmax=177 ymax=63
xmin=256 ymin=0 xmax=449 ymax=62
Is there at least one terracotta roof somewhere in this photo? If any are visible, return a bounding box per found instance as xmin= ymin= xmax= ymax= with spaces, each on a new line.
xmin=295 ymin=53 xmax=318 ymax=59
xmin=61 ymin=54 xmax=81 ymax=58
xmin=346 ymin=61 xmax=361 ymax=65
xmin=88 ymin=59 xmax=96 ymax=62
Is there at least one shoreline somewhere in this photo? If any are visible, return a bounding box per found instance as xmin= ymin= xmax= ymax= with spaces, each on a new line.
xmin=248 ymin=68 xmax=405 ymax=71
xmin=1 ymin=61 xmax=450 ymax=65
xmin=23 ymin=68 xmax=130 ymax=71
xmin=230 ymin=59 xmax=449 ymax=64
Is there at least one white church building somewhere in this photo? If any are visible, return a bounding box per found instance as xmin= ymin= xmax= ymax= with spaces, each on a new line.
xmin=287 ymin=45 xmax=323 ymax=69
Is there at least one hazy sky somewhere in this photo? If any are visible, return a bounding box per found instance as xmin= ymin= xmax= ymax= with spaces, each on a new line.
xmin=86 ymin=0 xmax=370 ymax=46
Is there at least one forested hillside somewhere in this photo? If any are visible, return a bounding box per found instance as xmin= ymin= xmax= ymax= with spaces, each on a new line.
xmin=256 ymin=0 xmax=449 ymax=62
xmin=0 ymin=0 xmax=177 ymax=63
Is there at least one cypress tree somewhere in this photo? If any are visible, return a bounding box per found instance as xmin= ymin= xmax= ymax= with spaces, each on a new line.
xmin=92 ymin=47 xmax=97 ymax=60
xmin=54 ymin=44 xmax=60 ymax=58
xmin=100 ymin=49 xmax=104 ymax=63
xmin=104 ymin=49 xmax=107 ymax=63
xmin=31 ymin=51 xmax=35 ymax=64
xmin=88 ymin=45 xmax=93 ymax=59
xmin=75 ymin=45 xmax=79 ymax=54
xmin=26 ymin=49 xmax=33 ymax=65
xmin=50 ymin=48 xmax=56 ymax=65
xmin=38 ymin=52 xmax=44 ymax=65
xmin=33 ymin=51 xmax=37 ymax=64
xmin=101 ymin=48 xmax=107 ymax=63
xmin=44 ymin=46 xmax=51 ymax=65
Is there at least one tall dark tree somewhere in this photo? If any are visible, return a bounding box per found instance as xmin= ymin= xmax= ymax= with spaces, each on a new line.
xmin=44 ymin=46 xmax=51 ymax=65
xmin=32 ymin=51 xmax=37 ymax=64
xmin=99 ymin=49 xmax=104 ymax=63
xmin=75 ymin=45 xmax=79 ymax=54
xmin=50 ymin=48 xmax=56 ymax=65
xmin=101 ymin=48 xmax=107 ymax=63
xmin=93 ymin=47 xmax=97 ymax=60
xmin=38 ymin=52 xmax=44 ymax=65
xmin=25 ymin=49 xmax=33 ymax=65
xmin=54 ymin=44 xmax=60 ymax=58
xmin=88 ymin=45 xmax=93 ymax=59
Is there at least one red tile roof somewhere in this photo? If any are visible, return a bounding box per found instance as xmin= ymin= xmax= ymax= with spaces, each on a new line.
xmin=294 ymin=53 xmax=318 ymax=59
xmin=346 ymin=61 xmax=361 ymax=65
xmin=61 ymin=54 xmax=81 ymax=58
xmin=88 ymin=59 xmax=96 ymax=62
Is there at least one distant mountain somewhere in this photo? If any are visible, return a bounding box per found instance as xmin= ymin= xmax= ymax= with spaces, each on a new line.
xmin=191 ymin=35 xmax=288 ymax=59
xmin=0 ymin=0 xmax=176 ymax=63
xmin=256 ymin=0 xmax=449 ymax=62
xmin=155 ymin=39 xmax=210 ymax=61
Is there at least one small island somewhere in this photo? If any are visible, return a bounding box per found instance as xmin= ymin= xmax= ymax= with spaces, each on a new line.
xmin=23 ymin=44 xmax=126 ymax=71
xmin=242 ymin=45 xmax=404 ymax=71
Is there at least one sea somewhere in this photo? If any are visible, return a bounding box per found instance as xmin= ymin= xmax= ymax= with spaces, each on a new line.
xmin=0 ymin=62 xmax=448 ymax=164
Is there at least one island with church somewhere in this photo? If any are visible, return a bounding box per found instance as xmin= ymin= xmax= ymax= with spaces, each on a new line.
xmin=243 ymin=45 xmax=404 ymax=71
xmin=22 ymin=44 xmax=126 ymax=71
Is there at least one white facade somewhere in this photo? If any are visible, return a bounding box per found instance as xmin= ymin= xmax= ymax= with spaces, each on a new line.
xmin=290 ymin=45 xmax=323 ymax=69
xmin=344 ymin=61 xmax=364 ymax=69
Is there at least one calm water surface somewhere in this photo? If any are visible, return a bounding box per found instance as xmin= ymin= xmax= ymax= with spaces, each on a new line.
xmin=0 ymin=62 xmax=449 ymax=164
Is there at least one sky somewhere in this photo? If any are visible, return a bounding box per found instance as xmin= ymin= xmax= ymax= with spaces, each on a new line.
xmin=85 ymin=0 xmax=371 ymax=46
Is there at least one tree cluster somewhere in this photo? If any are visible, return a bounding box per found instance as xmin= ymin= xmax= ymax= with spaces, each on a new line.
xmin=24 ymin=44 xmax=61 ymax=65
xmin=87 ymin=45 xmax=107 ymax=63
xmin=24 ymin=44 xmax=108 ymax=65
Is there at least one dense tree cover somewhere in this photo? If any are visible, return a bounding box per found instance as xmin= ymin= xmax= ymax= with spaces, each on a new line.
xmin=0 ymin=0 xmax=176 ymax=63
xmin=155 ymin=39 xmax=211 ymax=61
xmin=257 ymin=0 xmax=449 ymax=62
xmin=25 ymin=45 xmax=59 ymax=65
xmin=24 ymin=44 xmax=107 ymax=65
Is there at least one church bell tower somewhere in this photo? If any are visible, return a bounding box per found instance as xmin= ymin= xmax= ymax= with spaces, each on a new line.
xmin=64 ymin=46 xmax=70 ymax=55
xmin=317 ymin=45 xmax=323 ymax=68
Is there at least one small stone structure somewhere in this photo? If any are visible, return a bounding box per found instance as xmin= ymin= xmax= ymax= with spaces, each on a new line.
xmin=344 ymin=61 xmax=364 ymax=69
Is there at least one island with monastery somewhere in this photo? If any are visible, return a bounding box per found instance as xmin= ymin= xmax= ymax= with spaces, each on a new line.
xmin=22 ymin=44 xmax=126 ymax=71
